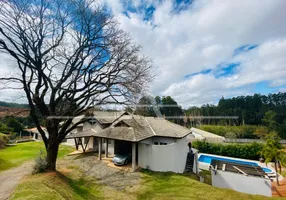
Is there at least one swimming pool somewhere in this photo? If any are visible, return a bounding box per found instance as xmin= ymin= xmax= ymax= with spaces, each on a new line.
xmin=198 ymin=154 xmax=273 ymax=173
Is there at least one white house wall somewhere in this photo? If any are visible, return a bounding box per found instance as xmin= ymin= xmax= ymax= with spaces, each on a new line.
xmin=211 ymin=170 xmax=272 ymax=197
xmin=65 ymin=138 xmax=76 ymax=146
xmin=102 ymin=139 xmax=115 ymax=155
xmin=138 ymin=136 xmax=189 ymax=173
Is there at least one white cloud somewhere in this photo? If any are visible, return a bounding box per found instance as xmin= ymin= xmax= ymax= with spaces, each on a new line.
xmin=1 ymin=0 xmax=286 ymax=106
xmin=104 ymin=0 xmax=286 ymax=107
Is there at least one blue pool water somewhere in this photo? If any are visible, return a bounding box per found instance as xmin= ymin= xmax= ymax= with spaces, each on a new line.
xmin=198 ymin=154 xmax=273 ymax=173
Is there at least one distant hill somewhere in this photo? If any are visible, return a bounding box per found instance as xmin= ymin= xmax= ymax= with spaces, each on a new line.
xmin=0 ymin=101 xmax=29 ymax=108
xmin=0 ymin=101 xmax=30 ymax=118
xmin=0 ymin=107 xmax=30 ymax=118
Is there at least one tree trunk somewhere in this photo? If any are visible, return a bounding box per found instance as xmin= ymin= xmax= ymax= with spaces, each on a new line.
xmin=46 ymin=141 xmax=59 ymax=171
xmin=275 ymin=160 xmax=280 ymax=186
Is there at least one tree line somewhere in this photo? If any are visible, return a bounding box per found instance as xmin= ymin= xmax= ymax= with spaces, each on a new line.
xmin=134 ymin=92 xmax=286 ymax=138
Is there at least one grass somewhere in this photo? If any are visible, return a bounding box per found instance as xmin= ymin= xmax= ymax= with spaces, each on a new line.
xmin=137 ymin=170 xmax=281 ymax=200
xmin=0 ymin=142 xmax=74 ymax=172
xmin=2 ymin=142 xmax=283 ymax=199
xmin=11 ymin=168 xmax=283 ymax=200
xmin=11 ymin=171 xmax=103 ymax=200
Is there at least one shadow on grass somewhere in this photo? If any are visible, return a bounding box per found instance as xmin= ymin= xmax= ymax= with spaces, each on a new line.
xmin=72 ymin=152 xmax=97 ymax=160
xmin=55 ymin=171 xmax=104 ymax=199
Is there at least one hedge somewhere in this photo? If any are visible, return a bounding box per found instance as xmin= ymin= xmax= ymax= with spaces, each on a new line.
xmin=192 ymin=140 xmax=264 ymax=160
xmin=199 ymin=125 xmax=264 ymax=139
xmin=0 ymin=133 xmax=9 ymax=149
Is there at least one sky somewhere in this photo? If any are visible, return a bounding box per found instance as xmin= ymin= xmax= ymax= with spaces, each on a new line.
xmin=0 ymin=0 xmax=286 ymax=108
xmin=102 ymin=0 xmax=286 ymax=107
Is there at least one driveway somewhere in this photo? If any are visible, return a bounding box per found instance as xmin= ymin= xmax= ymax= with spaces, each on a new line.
xmin=0 ymin=162 xmax=33 ymax=200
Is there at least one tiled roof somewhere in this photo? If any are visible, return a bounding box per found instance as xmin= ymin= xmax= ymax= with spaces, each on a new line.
xmin=25 ymin=126 xmax=47 ymax=134
xmin=66 ymin=114 xmax=191 ymax=142
xmin=71 ymin=115 xmax=85 ymax=125
xmin=66 ymin=129 xmax=97 ymax=138
xmin=93 ymin=111 xmax=127 ymax=124
xmin=94 ymin=127 xmax=136 ymax=141
xmin=146 ymin=117 xmax=191 ymax=138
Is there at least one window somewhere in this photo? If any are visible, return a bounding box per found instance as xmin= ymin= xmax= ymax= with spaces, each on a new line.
xmin=88 ymin=117 xmax=96 ymax=125
xmin=160 ymin=142 xmax=167 ymax=145
xmin=154 ymin=142 xmax=158 ymax=145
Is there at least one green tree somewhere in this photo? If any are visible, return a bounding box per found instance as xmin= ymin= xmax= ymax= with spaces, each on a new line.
xmin=0 ymin=0 xmax=151 ymax=171
xmin=0 ymin=122 xmax=12 ymax=134
xmin=254 ymin=126 xmax=269 ymax=139
xmin=260 ymin=132 xmax=284 ymax=185
xmin=135 ymin=96 xmax=155 ymax=116
xmin=262 ymin=110 xmax=279 ymax=131
xmin=4 ymin=117 xmax=24 ymax=133
xmin=161 ymin=96 xmax=183 ymax=124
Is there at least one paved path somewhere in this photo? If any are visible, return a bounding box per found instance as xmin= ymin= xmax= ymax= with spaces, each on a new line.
xmin=0 ymin=162 xmax=33 ymax=200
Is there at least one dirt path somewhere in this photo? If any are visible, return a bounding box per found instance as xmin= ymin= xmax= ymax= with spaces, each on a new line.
xmin=0 ymin=162 xmax=33 ymax=200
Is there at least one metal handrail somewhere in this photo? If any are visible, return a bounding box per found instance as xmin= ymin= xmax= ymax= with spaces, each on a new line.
xmin=233 ymin=166 xmax=248 ymax=176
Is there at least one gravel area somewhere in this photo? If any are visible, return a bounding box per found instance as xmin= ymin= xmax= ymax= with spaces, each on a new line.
xmin=61 ymin=153 xmax=141 ymax=190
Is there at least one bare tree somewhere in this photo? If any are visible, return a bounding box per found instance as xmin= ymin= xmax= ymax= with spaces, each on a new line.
xmin=0 ymin=0 xmax=152 ymax=171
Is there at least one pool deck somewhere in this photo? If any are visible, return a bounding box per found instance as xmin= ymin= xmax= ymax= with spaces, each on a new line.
xmin=272 ymin=178 xmax=286 ymax=197
xmin=198 ymin=153 xmax=275 ymax=173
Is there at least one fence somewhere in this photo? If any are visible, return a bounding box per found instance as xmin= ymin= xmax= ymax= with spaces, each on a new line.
xmin=224 ymin=138 xmax=286 ymax=144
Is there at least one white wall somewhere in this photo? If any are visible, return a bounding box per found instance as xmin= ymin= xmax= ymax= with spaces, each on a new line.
xmin=138 ymin=136 xmax=189 ymax=173
xmin=152 ymin=137 xmax=176 ymax=144
xmin=211 ymin=170 xmax=272 ymax=197
xmin=192 ymin=149 xmax=199 ymax=174
xmin=102 ymin=139 xmax=115 ymax=155
xmin=65 ymin=138 xmax=76 ymax=146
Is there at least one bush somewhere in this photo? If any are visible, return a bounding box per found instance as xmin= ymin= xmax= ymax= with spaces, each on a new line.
xmin=200 ymin=125 xmax=264 ymax=139
xmin=33 ymin=150 xmax=47 ymax=174
xmin=0 ymin=133 xmax=9 ymax=149
xmin=193 ymin=140 xmax=264 ymax=160
xmin=225 ymin=132 xmax=237 ymax=139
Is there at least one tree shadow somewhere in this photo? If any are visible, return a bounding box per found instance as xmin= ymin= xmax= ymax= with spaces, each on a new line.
xmin=55 ymin=171 xmax=104 ymax=199
xmin=72 ymin=152 xmax=97 ymax=160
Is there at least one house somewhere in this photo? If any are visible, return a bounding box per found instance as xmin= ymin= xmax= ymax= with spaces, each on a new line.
xmin=25 ymin=126 xmax=48 ymax=140
xmin=66 ymin=111 xmax=192 ymax=173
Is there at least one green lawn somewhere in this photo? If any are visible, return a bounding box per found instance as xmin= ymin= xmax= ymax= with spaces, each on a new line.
xmin=3 ymin=142 xmax=283 ymax=199
xmin=11 ymin=168 xmax=282 ymax=200
xmin=11 ymin=172 xmax=102 ymax=200
xmin=0 ymin=142 xmax=74 ymax=172
xmin=137 ymin=171 xmax=279 ymax=200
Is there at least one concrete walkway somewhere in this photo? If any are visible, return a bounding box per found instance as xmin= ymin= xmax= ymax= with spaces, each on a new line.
xmin=0 ymin=162 xmax=33 ymax=200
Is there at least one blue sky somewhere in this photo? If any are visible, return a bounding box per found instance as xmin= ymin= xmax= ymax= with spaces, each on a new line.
xmin=102 ymin=0 xmax=286 ymax=107
xmin=0 ymin=0 xmax=286 ymax=107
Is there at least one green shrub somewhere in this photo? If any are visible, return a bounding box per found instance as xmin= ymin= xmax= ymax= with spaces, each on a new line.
xmin=33 ymin=150 xmax=47 ymax=174
xmin=225 ymin=132 xmax=237 ymax=139
xmin=200 ymin=125 xmax=265 ymax=139
xmin=0 ymin=133 xmax=9 ymax=149
xmin=193 ymin=140 xmax=264 ymax=160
